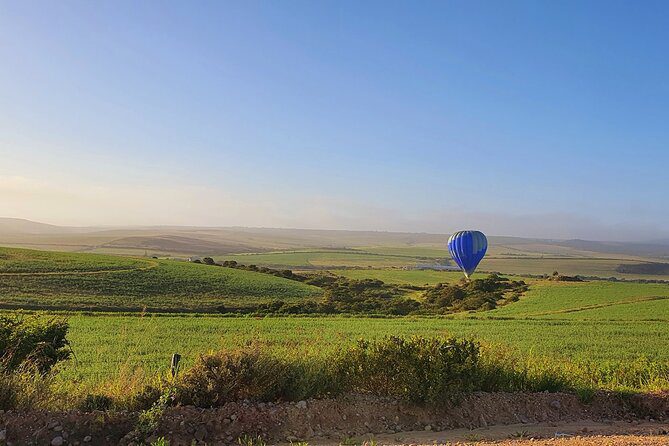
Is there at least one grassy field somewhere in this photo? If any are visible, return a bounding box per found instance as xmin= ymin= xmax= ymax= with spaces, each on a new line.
xmin=219 ymin=248 xmax=669 ymax=280
xmin=57 ymin=314 xmax=668 ymax=391
xmin=0 ymin=247 xmax=321 ymax=311
xmin=332 ymin=268 xmax=466 ymax=286
xmin=1 ymin=246 xmax=668 ymax=394
xmin=219 ymin=250 xmax=438 ymax=268
xmin=488 ymin=281 xmax=669 ymax=319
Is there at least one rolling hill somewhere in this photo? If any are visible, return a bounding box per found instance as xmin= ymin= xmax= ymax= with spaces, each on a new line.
xmin=0 ymin=246 xmax=321 ymax=312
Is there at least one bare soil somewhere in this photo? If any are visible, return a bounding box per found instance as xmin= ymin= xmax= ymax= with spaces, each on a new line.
xmin=0 ymin=392 xmax=667 ymax=446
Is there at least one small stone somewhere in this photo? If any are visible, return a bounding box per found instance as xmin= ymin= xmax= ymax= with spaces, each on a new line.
xmin=83 ymin=436 xmax=92 ymax=443
xmin=48 ymin=421 xmax=59 ymax=429
xmin=53 ymin=426 xmax=63 ymax=432
xmin=296 ymin=400 xmax=307 ymax=409
xmin=550 ymin=400 xmax=561 ymax=410
xmin=230 ymin=414 xmax=237 ymax=421
xmin=0 ymin=430 xmax=6 ymax=441
xmin=51 ymin=436 xmax=64 ymax=446
xmin=424 ymin=425 xmax=432 ymax=431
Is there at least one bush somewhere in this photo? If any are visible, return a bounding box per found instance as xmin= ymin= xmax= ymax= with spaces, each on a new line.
xmin=174 ymin=347 xmax=296 ymax=407
xmin=336 ymin=336 xmax=481 ymax=403
xmin=422 ymin=274 xmax=528 ymax=313
xmin=174 ymin=336 xmax=486 ymax=407
xmin=0 ymin=315 xmax=71 ymax=374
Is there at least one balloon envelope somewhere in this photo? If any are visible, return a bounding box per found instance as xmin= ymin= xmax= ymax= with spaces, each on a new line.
xmin=448 ymin=230 xmax=487 ymax=278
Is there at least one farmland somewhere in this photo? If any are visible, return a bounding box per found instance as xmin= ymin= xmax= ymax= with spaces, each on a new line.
xmin=59 ymin=314 xmax=669 ymax=391
xmin=1 ymin=245 xmax=668 ymax=395
xmin=0 ymin=247 xmax=321 ymax=311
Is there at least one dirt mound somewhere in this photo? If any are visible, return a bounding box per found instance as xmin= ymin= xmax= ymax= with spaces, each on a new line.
xmin=0 ymin=392 xmax=667 ymax=445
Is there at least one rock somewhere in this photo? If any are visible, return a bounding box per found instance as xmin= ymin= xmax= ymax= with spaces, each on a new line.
xmin=230 ymin=414 xmax=237 ymax=421
xmin=0 ymin=430 xmax=6 ymax=441
xmin=83 ymin=436 xmax=92 ymax=443
xmin=424 ymin=425 xmax=432 ymax=431
xmin=286 ymin=435 xmax=298 ymax=442
xmin=296 ymin=400 xmax=307 ymax=409
xmin=550 ymin=400 xmax=561 ymax=410
xmin=54 ymin=426 xmax=63 ymax=432
xmin=48 ymin=421 xmax=59 ymax=429
xmin=51 ymin=436 xmax=64 ymax=446
xmin=194 ymin=425 xmax=207 ymax=441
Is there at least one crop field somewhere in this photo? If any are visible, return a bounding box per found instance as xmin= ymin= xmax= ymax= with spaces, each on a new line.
xmin=479 ymin=257 xmax=669 ymax=280
xmin=1 ymin=246 xmax=668 ymax=394
xmin=219 ymin=250 xmax=436 ymax=268
xmin=57 ymin=312 xmax=669 ymax=390
xmin=488 ymin=281 xmax=669 ymax=319
xmin=219 ymin=248 xmax=669 ymax=280
xmin=0 ymin=247 xmax=321 ymax=311
xmin=331 ymin=268 xmax=467 ymax=285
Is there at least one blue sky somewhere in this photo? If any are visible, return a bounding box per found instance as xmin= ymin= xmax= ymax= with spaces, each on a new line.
xmin=1 ymin=0 xmax=668 ymax=240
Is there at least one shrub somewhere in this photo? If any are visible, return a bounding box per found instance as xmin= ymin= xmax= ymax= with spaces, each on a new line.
xmin=175 ymin=336 xmax=485 ymax=407
xmin=335 ymin=336 xmax=481 ymax=403
xmin=0 ymin=315 xmax=71 ymax=374
xmin=174 ymin=347 xmax=296 ymax=407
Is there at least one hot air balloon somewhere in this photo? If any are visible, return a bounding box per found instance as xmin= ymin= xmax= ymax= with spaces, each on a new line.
xmin=448 ymin=230 xmax=487 ymax=279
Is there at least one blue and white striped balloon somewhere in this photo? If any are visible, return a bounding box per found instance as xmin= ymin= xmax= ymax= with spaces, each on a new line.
xmin=447 ymin=230 xmax=487 ymax=278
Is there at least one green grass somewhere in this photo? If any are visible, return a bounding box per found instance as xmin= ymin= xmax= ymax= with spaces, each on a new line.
xmin=57 ymin=314 xmax=669 ymax=390
xmin=0 ymin=247 xmax=321 ymax=311
xmin=0 ymin=247 xmax=150 ymax=273
xmin=2 ymin=246 xmax=668 ymax=394
xmin=489 ymin=281 xmax=669 ymax=318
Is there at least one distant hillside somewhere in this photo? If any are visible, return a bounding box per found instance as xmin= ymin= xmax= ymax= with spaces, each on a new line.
xmin=0 ymin=246 xmax=322 ymax=312
xmin=0 ymin=217 xmax=81 ymax=234
xmin=1 ymin=217 xmax=668 ymax=260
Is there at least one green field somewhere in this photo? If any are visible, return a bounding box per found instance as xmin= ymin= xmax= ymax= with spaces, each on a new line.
xmin=332 ymin=268 xmax=465 ymax=286
xmin=488 ymin=281 xmax=669 ymax=319
xmin=1 ymin=246 xmax=668 ymax=394
xmin=219 ymin=249 xmax=437 ymax=268
xmin=58 ymin=314 xmax=669 ymax=389
xmin=0 ymin=247 xmax=321 ymax=311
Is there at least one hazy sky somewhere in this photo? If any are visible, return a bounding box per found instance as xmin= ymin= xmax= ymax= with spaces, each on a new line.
xmin=2 ymin=1 xmax=669 ymax=241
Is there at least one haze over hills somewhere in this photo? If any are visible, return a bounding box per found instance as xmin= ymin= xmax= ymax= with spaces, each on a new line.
xmin=1 ymin=217 xmax=668 ymax=260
